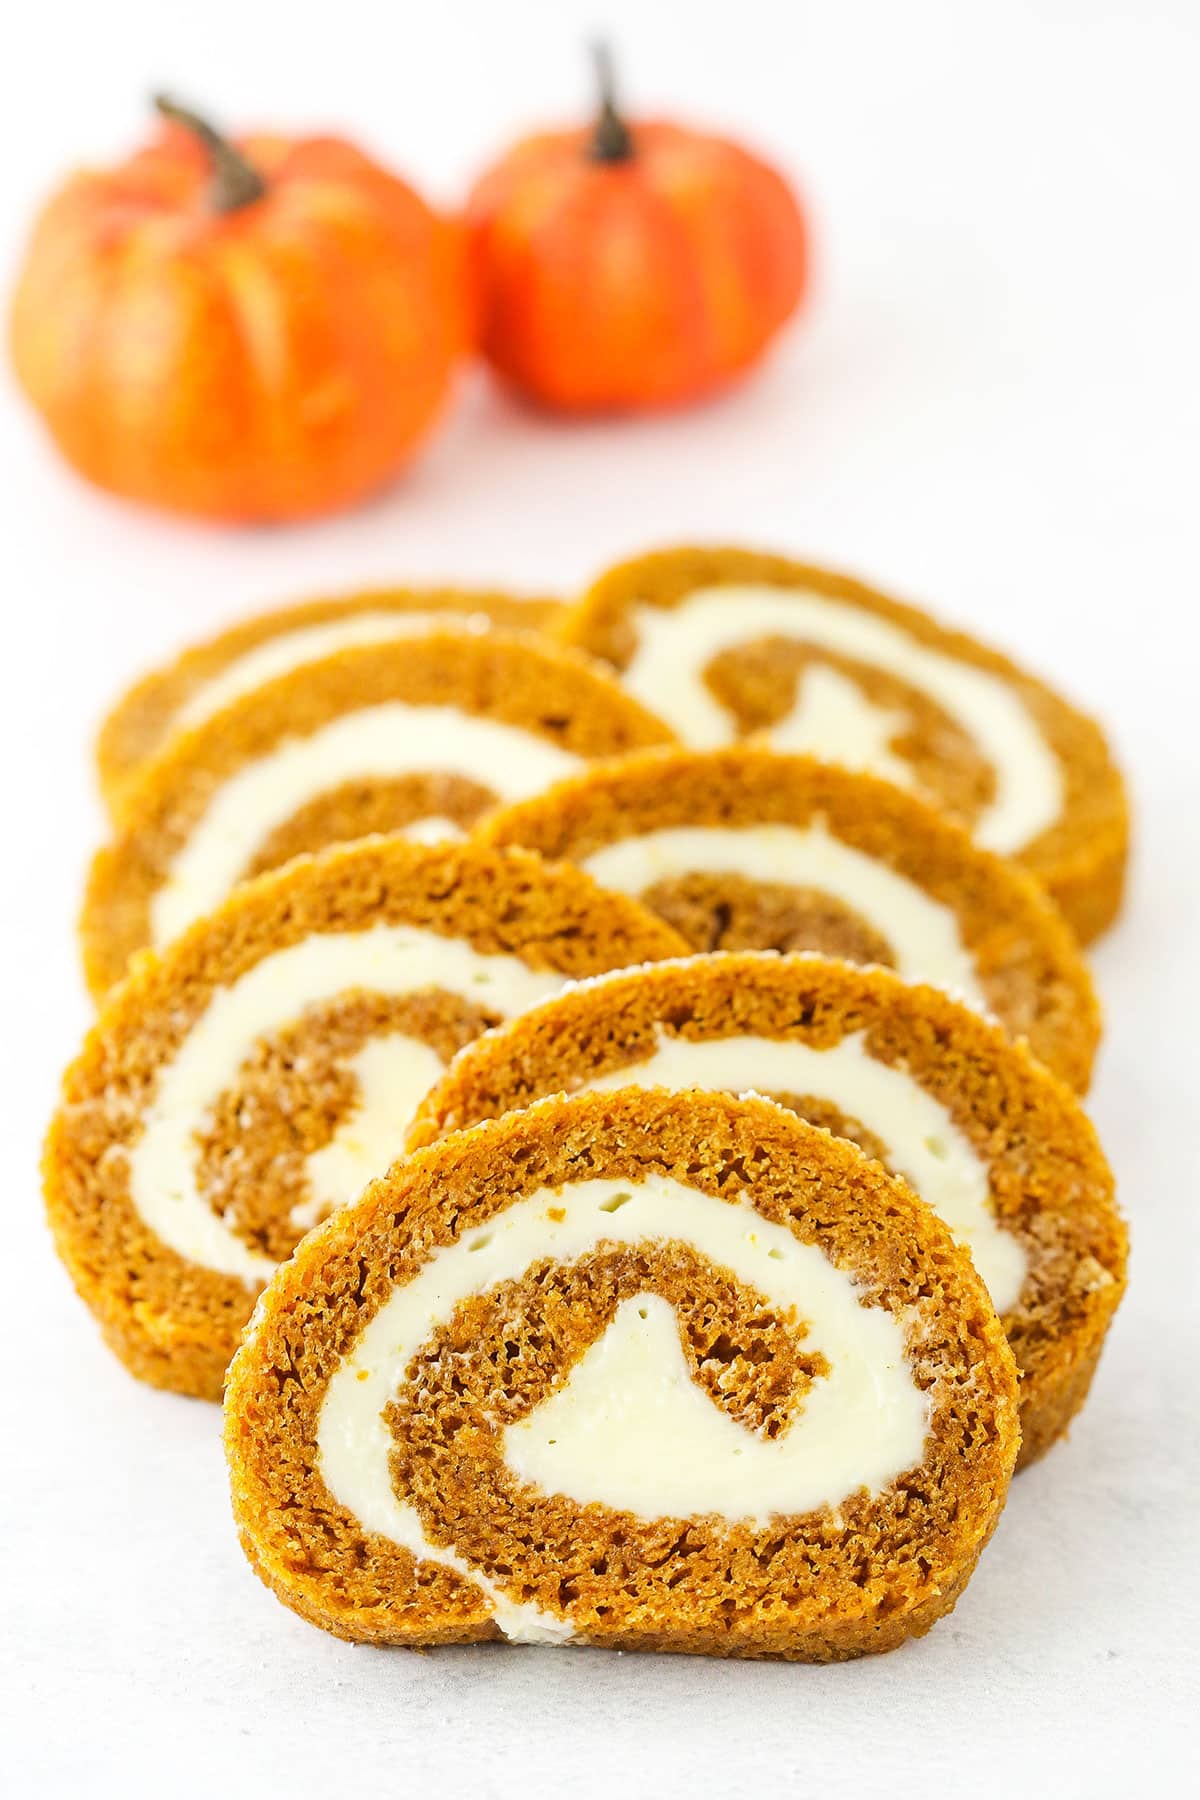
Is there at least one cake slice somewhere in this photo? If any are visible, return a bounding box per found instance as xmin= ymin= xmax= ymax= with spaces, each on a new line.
xmin=45 ymin=839 xmax=686 ymax=1399
xmin=226 ymin=1088 xmax=1019 ymax=1660
xmin=81 ymin=631 xmax=673 ymax=997
xmin=558 ymin=546 xmax=1129 ymax=942
xmin=97 ymin=586 xmax=562 ymax=817
xmin=412 ymin=951 xmax=1127 ymax=1467
xmin=479 ymin=745 xmax=1101 ymax=1090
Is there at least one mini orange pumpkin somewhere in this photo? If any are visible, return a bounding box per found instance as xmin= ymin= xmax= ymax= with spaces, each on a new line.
xmin=9 ymin=98 xmax=470 ymax=523
xmin=468 ymin=47 xmax=810 ymax=414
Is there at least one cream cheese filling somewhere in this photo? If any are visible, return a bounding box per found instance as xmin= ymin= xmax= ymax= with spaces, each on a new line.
xmin=127 ymin=925 xmax=565 ymax=1283
xmin=317 ymin=1174 xmax=929 ymax=1644
xmin=287 ymin=1035 xmax=448 ymax=1234
xmin=393 ymin=816 xmax=466 ymax=846
xmin=620 ymin=588 xmax=1064 ymax=853
xmin=761 ymin=662 xmax=916 ymax=787
xmin=580 ymin=1031 xmax=1026 ymax=1312
xmin=150 ymin=703 xmax=583 ymax=947
xmin=174 ymin=612 xmax=495 ymax=733
xmin=581 ymin=822 xmax=987 ymax=1009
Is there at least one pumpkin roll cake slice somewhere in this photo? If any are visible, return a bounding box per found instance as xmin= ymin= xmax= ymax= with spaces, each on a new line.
xmin=558 ymin=546 xmax=1129 ymax=942
xmin=97 ymin=585 xmax=563 ymax=816
xmin=478 ymin=746 xmax=1101 ymax=1091
xmin=227 ymin=1080 xmax=1021 ymax=1656
xmin=81 ymin=631 xmax=673 ymax=998
xmin=412 ymin=953 xmax=1126 ymax=1468
xmin=46 ymin=839 xmax=686 ymax=1400
xmin=226 ymin=1089 xmax=1019 ymax=1660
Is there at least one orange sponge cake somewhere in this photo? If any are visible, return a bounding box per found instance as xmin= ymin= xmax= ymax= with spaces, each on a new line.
xmin=479 ymin=746 xmax=1102 ymax=1090
xmin=558 ymin=546 xmax=1129 ymax=942
xmin=97 ymin=586 xmax=562 ymax=817
xmin=45 ymin=840 xmax=686 ymax=1399
xmin=80 ymin=631 xmax=673 ymax=997
xmin=412 ymin=952 xmax=1127 ymax=1468
xmin=225 ymin=1089 xmax=1020 ymax=1660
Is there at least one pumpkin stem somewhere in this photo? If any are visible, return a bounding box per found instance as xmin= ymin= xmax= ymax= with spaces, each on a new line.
xmin=589 ymin=42 xmax=634 ymax=163
xmin=154 ymin=94 xmax=267 ymax=213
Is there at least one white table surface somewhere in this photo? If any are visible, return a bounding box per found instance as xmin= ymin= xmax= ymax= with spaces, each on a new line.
xmin=2 ymin=2 xmax=1196 ymax=1794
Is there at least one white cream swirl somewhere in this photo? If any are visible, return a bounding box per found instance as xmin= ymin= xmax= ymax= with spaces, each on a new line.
xmin=581 ymin=822 xmax=987 ymax=1010
xmin=580 ymin=1030 xmax=1026 ymax=1312
xmin=317 ymin=1174 xmax=928 ymax=1644
xmin=151 ymin=704 xmax=583 ymax=948
xmin=175 ymin=611 xmax=495 ymax=733
xmin=128 ymin=925 xmax=565 ymax=1282
xmin=619 ymin=587 xmax=1063 ymax=853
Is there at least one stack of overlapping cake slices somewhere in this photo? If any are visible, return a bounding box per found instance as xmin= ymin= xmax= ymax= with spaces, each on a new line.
xmin=46 ymin=550 xmax=1129 ymax=1662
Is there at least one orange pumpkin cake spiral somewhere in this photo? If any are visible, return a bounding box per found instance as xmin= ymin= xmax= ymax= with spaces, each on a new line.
xmin=96 ymin=586 xmax=563 ymax=816
xmin=556 ymin=545 xmax=1129 ymax=942
xmin=225 ymin=1089 xmax=1019 ymax=1660
xmin=479 ymin=745 xmax=1102 ymax=1091
xmin=413 ymin=951 xmax=1127 ymax=1468
xmin=81 ymin=630 xmax=674 ymax=998
xmin=46 ymin=839 xmax=686 ymax=1400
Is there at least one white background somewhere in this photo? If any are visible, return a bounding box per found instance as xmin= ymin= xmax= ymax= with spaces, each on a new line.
xmin=1 ymin=2 xmax=1196 ymax=1794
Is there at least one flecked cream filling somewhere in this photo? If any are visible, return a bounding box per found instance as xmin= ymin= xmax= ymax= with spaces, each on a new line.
xmin=620 ymin=588 xmax=1063 ymax=852
xmin=579 ymin=1030 xmax=1026 ymax=1311
xmin=316 ymin=1174 xmax=928 ymax=1645
xmin=129 ymin=926 xmax=566 ymax=1283
xmin=151 ymin=705 xmax=584 ymax=947
xmin=581 ymin=823 xmax=987 ymax=1009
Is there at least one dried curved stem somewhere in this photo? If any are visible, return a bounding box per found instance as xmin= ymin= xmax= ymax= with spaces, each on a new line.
xmin=155 ymin=93 xmax=267 ymax=212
